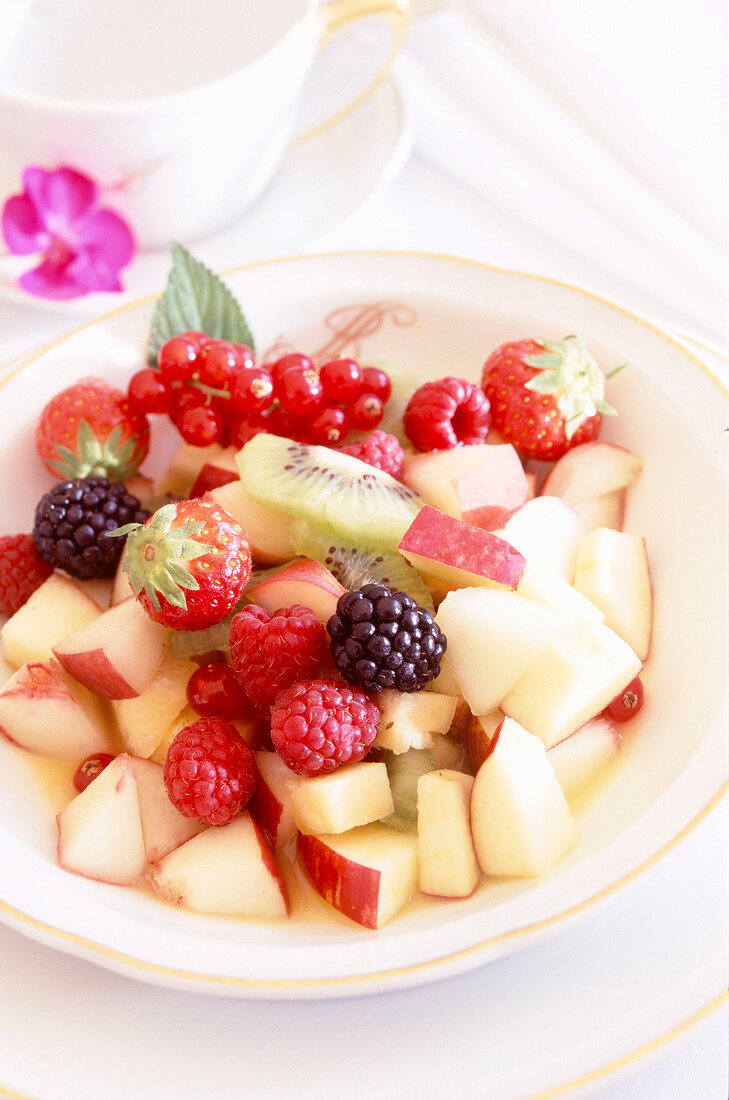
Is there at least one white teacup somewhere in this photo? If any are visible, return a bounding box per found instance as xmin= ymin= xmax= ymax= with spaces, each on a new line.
xmin=0 ymin=0 xmax=409 ymax=248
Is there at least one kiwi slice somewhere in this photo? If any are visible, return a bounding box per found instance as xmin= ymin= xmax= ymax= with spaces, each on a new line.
xmin=381 ymin=748 xmax=436 ymax=833
xmin=236 ymin=434 xmax=423 ymax=550
xmin=292 ymin=518 xmax=434 ymax=612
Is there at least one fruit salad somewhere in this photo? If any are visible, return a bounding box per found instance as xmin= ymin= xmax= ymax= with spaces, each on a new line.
xmin=0 ymin=247 xmax=652 ymax=931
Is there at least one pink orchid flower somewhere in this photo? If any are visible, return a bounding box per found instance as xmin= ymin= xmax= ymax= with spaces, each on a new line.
xmin=1 ymin=165 xmax=135 ymax=300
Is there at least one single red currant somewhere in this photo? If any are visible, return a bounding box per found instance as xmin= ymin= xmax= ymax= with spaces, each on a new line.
xmin=199 ymin=339 xmax=244 ymax=388
xmin=319 ymin=357 xmax=363 ymax=402
xmin=73 ymin=752 xmax=116 ymax=793
xmin=231 ymin=366 xmax=275 ymax=414
xmin=127 ymin=368 xmax=169 ymax=414
xmin=361 ymin=366 xmax=391 ymax=403
xmin=349 ymin=392 xmax=384 ymax=430
xmin=269 ymin=352 xmax=314 ymax=385
xmin=157 ymin=334 xmax=201 ymax=383
xmin=178 ymin=403 xmax=224 ymax=446
xmin=604 ymin=677 xmax=644 ymax=722
xmin=306 ymin=405 xmax=349 ymax=444
xmin=230 ymin=413 xmax=270 ymax=448
xmin=276 ymin=364 xmax=324 ymax=415
xmin=187 ymin=662 xmax=251 ymax=720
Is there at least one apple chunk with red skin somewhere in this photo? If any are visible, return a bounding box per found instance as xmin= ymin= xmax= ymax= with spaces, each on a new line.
xmin=188 ymin=445 xmax=239 ymax=498
xmin=297 ymin=824 xmax=417 ymax=928
xmin=250 ymin=750 xmax=299 ymax=848
xmin=547 ymin=716 xmax=623 ymax=804
xmin=246 ymin=558 xmax=346 ymax=623
xmin=149 ymin=812 xmax=289 ymax=917
xmin=453 ymin=444 xmax=530 ymax=529
xmin=53 ymin=596 xmax=169 ymax=700
xmin=398 ymin=505 xmax=525 ymax=590
xmin=1 ymin=572 xmax=102 ymax=669
xmin=541 ymin=441 xmax=642 ymax=503
xmin=470 ymin=717 xmax=579 ymax=877
xmin=0 ymin=658 xmax=113 ymax=761
xmin=57 ymin=753 xmax=147 ymax=885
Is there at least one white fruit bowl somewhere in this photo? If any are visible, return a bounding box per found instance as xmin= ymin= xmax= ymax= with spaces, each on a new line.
xmin=0 ymin=251 xmax=726 ymax=998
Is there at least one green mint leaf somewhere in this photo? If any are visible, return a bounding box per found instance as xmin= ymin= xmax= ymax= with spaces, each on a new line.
xmin=147 ymin=242 xmax=255 ymax=364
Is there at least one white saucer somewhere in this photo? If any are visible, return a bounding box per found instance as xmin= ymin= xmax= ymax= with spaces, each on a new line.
xmin=0 ymin=76 xmax=411 ymax=317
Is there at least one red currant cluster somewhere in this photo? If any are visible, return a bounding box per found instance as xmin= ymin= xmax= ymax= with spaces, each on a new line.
xmin=126 ymin=333 xmax=392 ymax=450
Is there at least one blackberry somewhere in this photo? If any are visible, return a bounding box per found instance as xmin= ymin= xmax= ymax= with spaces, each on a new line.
xmin=327 ymin=582 xmax=446 ymax=693
xmin=33 ymin=476 xmax=149 ymax=580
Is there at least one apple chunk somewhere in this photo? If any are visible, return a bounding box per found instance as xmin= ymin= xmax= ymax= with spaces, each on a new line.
xmin=250 ymin=749 xmax=299 ymax=848
xmin=375 ymin=688 xmax=458 ymax=754
xmin=57 ymin=754 xmax=146 ymax=885
xmin=131 ymin=757 xmax=207 ymax=863
xmin=453 ymin=444 xmax=529 ymax=529
xmin=573 ymin=528 xmax=652 ymax=660
xmin=417 ymin=769 xmax=479 ymax=898
xmin=291 ymin=762 xmax=394 ymax=836
xmin=246 ymin=558 xmax=346 ymax=622
xmin=402 ymin=444 xmax=503 ymax=517
xmin=297 ymin=824 xmax=417 ymax=928
xmin=205 ymin=480 xmax=295 ymax=565
xmin=1 ymin=573 xmax=101 ymax=669
xmin=470 ymin=717 xmax=579 ymax=877
xmin=497 ymin=496 xmax=580 ymax=582
xmin=541 ymin=441 xmax=642 ymax=502
xmin=547 ymin=716 xmax=623 ymax=803
xmin=188 ymin=445 xmax=240 ymax=498
xmin=54 ymin=597 xmax=169 ymax=700
xmin=112 ymin=648 xmax=196 ymax=759
xmin=501 ymin=619 xmax=642 ymax=748
xmin=398 ymin=505 xmax=525 ymax=590
xmin=0 ymin=658 xmax=113 ymax=760
xmin=149 ymin=812 xmax=289 ymax=917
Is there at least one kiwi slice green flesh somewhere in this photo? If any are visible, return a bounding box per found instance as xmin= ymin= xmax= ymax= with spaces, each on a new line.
xmin=381 ymin=749 xmax=436 ymax=833
xmin=236 ymin=434 xmax=422 ymax=551
xmin=292 ymin=518 xmax=434 ymax=612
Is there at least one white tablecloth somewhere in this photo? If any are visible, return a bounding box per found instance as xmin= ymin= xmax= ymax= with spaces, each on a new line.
xmin=0 ymin=2 xmax=726 ymax=1097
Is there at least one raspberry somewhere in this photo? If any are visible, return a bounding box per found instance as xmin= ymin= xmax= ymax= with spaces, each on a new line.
xmin=403 ymin=376 xmax=491 ymax=451
xmin=0 ymin=533 xmax=53 ymax=616
xmin=338 ymin=429 xmax=404 ymax=479
xmin=271 ymin=678 xmax=380 ymax=776
xmin=229 ymin=604 xmax=327 ymax=706
xmin=163 ymin=717 xmax=256 ymax=826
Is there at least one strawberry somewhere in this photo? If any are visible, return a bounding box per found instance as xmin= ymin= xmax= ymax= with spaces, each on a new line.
xmin=114 ymin=499 xmax=251 ymax=630
xmin=0 ymin=533 xmax=53 ymax=616
xmin=36 ymin=377 xmax=150 ymax=483
xmin=481 ymin=336 xmax=617 ymax=461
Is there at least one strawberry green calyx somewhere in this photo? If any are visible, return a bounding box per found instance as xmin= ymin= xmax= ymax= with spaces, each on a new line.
xmin=524 ymin=336 xmax=618 ymax=440
xmin=49 ymin=419 xmax=143 ymax=483
xmin=113 ymin=504 xmax=213 ymax=614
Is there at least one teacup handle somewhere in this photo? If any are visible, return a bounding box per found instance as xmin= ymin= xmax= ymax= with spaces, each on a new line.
xmin=296 ymin=0 xmax=410 ymax=142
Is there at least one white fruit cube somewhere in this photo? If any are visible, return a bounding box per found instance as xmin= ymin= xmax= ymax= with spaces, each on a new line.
xmin=517 ymin=568 xmax=605 ymax=624
xmin=541 ymin=441 xmax=643 ymax=502
xmin=149 ymin=812 xmax=289 ymax=917
xmin=470 ymin=717 xmax=579 ymax=877
xmin=417 ymin=770 xmax=479 ymax=898
xmin=113 ymin=649 xmax=196 ymax=759
xmin=297 ymin=824 xmax=417 ymax=929
xmin=498 ymin=496 xmax=581 ymax=582
xmin=573 ymin=528 xmax=652 ymax=660
xmin=501 ymin=619 xmax=642 ymax=749
xmin=435 ymin=587 xmax=577 ymax=715
xmin=130 ymin=757 xmax=207 ymax=863
xmin=0 ymin=658 xmax=113 ymax=761
xmin=54 ymin=597 xmax=169 ymax=700
xmin=1 ymin=573 xmax=101 ymax=668
xmin=57 ymin=754 xmax=146 ymax=885
xmin=547 ymin=716 xmax=623 ymax=803
xmin=375 ymin=689 xmax=458 ymax=754
xmin=571 ymin=489 xmax=626 ymax=536
xmin=291 ymin=762 xmax=394 ymax=836
xmin=250 ymin=750 xmax=299 ymax=848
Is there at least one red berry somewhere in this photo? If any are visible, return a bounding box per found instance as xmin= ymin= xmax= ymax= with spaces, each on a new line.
xmin=319 ymin=357 xmax=363 ymax=402
xmin=275 ymin=363 xmax=324 ymax=416
xmin=306 ymin=405 xmax=349 ymax=445
xmin=349 ymin=392 xmax=384 ymax=431
xmin=127 ymin=368 xmax=169 ymax=415
xmin=270 ymin=678 xmax=380 ymax=777
xmin=157 ymin=334 xmax=201 ymax=383
xmin=0 ymin=533 xmax=53 ymax=616
xmin=198 ymin=339 xmax=244 ymax=388
xmin=177 ymin=402 xmax=224 ymax=446
xmin=231 ymin=366 xmax=275 ymax=414
xmin=404 ymin=376 xmax=491 ymax=451
xmin=186 ymin=661 xmax=251 ymax=720
xmin=229 ymin=603 xmax=327 ymax=706
xmin=361 ymin=366 xmax=391 ymax=403
xmin=270 ymin=352 xmax=313 ymax=385
xmin=73 ymin=752 xmax=115 ymax=793
xmin=338 ymin=429 xmax=404 ymax=479
xmin=230 ymin=413 xmax=270 ymax=448
xmin=266 ymin=405 xmax=308 ymax=441
xmin=604 ymin=677 xmax=644 ymax=722
xmin=163 ymin=717 xmax=256 ymax=826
